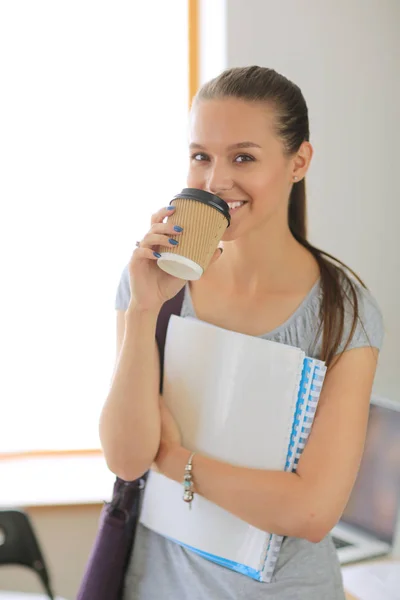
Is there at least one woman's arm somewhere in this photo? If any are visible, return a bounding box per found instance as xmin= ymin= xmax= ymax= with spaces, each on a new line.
xmin=156 ymin=346 xmax=379 ymax=543
xmin=99 ymin=305 xmax=162 ymax=481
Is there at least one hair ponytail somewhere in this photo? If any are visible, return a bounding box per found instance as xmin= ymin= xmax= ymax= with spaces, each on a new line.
xmin=288 ymin=179 xmax=362 ymax=365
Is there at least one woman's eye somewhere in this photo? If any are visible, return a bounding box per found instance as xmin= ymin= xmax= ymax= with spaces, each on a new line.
xmin=235 ymin=154 xmax=254 ymax=163
xmin=191 ymin=153 xmax=209 ymax=162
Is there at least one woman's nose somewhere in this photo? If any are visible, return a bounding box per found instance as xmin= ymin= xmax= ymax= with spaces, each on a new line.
xmin=207 ymin=161 xmax=234 ymax=195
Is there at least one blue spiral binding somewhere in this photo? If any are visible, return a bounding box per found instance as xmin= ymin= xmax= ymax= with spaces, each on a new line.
xmin=260 ymin=358 xmax=327 ymax=582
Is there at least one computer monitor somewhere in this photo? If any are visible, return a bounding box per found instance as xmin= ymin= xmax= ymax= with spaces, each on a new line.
xmin=341 ymin=397 xmax=400 ymax=544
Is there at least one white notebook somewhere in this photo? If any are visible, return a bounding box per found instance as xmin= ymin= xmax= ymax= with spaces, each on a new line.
xmin=140 ymin=315 xmax=326 ymax=582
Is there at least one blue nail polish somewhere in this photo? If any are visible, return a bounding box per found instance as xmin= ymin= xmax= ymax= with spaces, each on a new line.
xmin=166 ymin=206 xmax=175 ymax=210
xmin=153 ymin=251 xmax=161 ymax=258
xmin=174 ymin=225 xmax=183 ymax=232
xmin=169 ymin=238 xmax=179 ymax=245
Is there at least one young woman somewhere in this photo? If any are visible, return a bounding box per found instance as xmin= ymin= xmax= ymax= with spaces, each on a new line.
xmin=100 ymin=66 xmax=384 ymax=599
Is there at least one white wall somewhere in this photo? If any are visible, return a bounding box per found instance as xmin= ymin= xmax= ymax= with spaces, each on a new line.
xmin=200 ymin=0 xmax=400 ymax=402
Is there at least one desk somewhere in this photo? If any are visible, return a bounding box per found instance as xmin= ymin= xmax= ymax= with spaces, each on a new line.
xmin=342 ymin=558 xmax=400 ymax=600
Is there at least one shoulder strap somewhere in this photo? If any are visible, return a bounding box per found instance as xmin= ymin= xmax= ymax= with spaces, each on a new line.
xmin=155 ymin=286 xmax=186 ymax=394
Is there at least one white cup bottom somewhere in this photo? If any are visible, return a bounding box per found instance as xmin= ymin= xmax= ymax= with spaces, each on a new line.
xmin=157 ymin=252 xmax=204 ymax=281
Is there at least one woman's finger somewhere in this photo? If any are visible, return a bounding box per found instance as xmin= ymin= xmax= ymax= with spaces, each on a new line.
xmin=140 ymin=233 xmax=181 ymax=249
xmin=136 ymin=221 xmax=182 ymax=251
xmin=150 ymin=205 xmax=176 ymax=226
xmin=149 ymin=221 xmax=184 ymax=236
xmin=132 ymin=247 xmax=161 ymax=261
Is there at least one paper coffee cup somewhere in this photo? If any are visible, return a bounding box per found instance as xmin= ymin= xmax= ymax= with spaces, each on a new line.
xmin=156 ymin=188 xmax=231 ymax=281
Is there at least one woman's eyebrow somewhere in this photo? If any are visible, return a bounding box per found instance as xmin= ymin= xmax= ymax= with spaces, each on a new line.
xmin=227 ymin=141 xmax=262 ymax=150
xmin=189 ymin=141 xmax=262 ymax=150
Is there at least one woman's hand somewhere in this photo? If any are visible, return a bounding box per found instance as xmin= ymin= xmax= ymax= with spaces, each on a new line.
xmin=127 ymin=206 xmax=188 ymax=313
xmin=127 ymin=205 xmax=223 ymax=314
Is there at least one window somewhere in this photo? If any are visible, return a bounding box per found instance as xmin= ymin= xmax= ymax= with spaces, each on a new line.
xmin=0 ymin=1 xmax=193 ymax=452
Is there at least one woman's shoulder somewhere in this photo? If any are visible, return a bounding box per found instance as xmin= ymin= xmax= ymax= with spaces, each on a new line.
xmin=337 ymin=271 xmax=385 ymax=354
xmin=262 ymin=270 xmax=384 ymax=359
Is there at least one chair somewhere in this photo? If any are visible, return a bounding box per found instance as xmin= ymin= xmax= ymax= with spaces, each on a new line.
xmin=0 ymin=509 xmax=55 ymax=600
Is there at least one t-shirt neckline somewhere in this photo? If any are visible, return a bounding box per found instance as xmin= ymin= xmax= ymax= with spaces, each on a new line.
xmin=184 ymin=278 xmax=321 ymax=339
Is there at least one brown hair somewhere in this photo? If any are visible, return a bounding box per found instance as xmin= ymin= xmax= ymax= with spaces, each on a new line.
xmin=195 ymin=66 xmax=366 ymax=367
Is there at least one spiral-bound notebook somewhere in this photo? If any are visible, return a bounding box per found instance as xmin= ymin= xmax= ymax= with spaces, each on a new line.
xmin=140 ymin=315 xmax=327 ymax=583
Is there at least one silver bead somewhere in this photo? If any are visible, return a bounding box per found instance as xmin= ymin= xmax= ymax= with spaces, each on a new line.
xmin=183 ymin=491 xmax=193 ymax=502
xmin=185 ymin=463 xmax=193 ymax=472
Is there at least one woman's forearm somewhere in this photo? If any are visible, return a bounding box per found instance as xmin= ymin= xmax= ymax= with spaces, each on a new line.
xmin=157 ymin=445 xmax=322 ymax=542
xmin=99 ymin=305 xmax=162 ymax=481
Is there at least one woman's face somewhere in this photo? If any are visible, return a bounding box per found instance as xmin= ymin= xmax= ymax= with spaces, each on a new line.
xmin=187 ymin=98 xmax=295 ymax=241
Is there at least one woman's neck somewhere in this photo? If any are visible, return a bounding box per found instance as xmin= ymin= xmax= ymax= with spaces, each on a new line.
xmin=212 ymin=223 xmax=319 ymax=295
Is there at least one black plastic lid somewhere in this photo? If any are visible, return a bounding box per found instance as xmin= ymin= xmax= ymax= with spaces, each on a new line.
xmin=172 ymin=188 xmax=231 ymax=227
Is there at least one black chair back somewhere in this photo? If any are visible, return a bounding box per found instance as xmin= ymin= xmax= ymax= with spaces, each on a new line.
xmin=0 ymin=509 xmax=55 ymax=599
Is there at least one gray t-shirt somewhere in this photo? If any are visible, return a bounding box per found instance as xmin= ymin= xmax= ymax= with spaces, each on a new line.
xmin=114 ymin=264 xmax=384 ymax=600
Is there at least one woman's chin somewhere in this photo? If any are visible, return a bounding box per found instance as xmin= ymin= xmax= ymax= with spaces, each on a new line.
xmin=221 ymin=224 xmax=246 ymax=242
xmin=222 ymin=215 xmax=251 ymax=241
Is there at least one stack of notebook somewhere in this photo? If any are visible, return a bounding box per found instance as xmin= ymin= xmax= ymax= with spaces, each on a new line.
xmin=140 ymin=316 xmax=326 ymax=583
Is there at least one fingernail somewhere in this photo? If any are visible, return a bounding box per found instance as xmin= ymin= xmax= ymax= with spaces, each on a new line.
xmin=174 ymin=225 xmax=183 ymax=232
xmin=153 ymin=252 xmax=161 ymax=258
xmin=169 ymin=238 xmax=179 ymax=245
xmin=166 ymin=206 xmax=175 ymax=210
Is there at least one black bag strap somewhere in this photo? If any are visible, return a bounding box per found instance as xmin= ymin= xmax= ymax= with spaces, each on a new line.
xmin=156 ymin=287 xmax=186 ymax=394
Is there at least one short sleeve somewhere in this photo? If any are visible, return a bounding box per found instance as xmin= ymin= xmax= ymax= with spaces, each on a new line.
xmin=115 ymin=263 xmax=131 ymax=311
xmin=336 ymin=280 xmax=385 ymax=354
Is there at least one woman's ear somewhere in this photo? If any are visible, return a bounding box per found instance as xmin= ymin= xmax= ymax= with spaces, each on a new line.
xmin=292 ymin=141 xmax=313 ymax=182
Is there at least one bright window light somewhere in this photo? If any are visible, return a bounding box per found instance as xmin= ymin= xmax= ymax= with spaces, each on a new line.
xmin=0 ymin=1 xmax=189 ymax=452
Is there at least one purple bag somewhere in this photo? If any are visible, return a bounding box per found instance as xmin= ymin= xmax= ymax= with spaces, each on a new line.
xmin=77 ymin=289 xmax=185 ymax=600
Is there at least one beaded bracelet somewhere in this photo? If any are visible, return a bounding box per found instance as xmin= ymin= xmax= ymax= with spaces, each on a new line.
xmin=183 ymin=452 xmax=196 ymax=509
